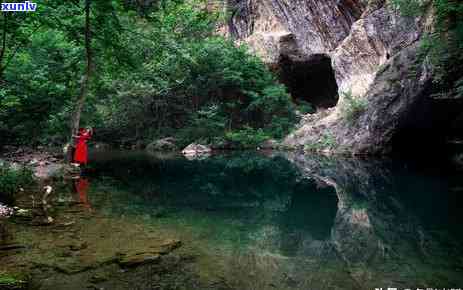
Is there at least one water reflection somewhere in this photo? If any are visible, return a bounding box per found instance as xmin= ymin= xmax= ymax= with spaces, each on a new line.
xmin=83 ymin=150 xmax=463 ymax=289
xmin=73 ymin=177 xmax=92 ymax=210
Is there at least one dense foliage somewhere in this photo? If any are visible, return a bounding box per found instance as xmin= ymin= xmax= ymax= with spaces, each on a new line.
xmin=0 ymin=0 xmax=295 ymax=148
xmin=392 ymin=0 xmax=463 ymax=98
xmin=0 ymin=165 xmax=34 ymax=203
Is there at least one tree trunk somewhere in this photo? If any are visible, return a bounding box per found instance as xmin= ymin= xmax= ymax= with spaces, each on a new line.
xmin=66 ymin=0 xmax=92 ymax=162
xmin=0 ymin=12 xmax=8 ymax=80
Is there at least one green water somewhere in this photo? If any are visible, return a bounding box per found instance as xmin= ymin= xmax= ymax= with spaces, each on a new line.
xmin=79 ymin=151 xmax=463 ymax=290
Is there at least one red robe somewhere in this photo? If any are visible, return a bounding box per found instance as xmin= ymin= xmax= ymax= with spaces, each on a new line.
xmin=74 ymin=131 xmax=91 ymax=164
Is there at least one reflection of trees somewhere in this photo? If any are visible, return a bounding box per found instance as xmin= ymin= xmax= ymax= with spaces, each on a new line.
xmin=89 ymin=152 xmax=303 ymax=210
xmin=85 ymin=151 xmax=463 ymax=289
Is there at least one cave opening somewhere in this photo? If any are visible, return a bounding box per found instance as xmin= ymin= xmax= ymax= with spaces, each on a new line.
xmin=278 ymin=54 xmax=339 ymax=110
xmin=390 ymin=96 xmax=463 ymax=157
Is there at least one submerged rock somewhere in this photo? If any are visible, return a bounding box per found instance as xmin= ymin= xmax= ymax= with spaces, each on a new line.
xmin=118 ymin=253 xmax=161 ymax=267
xmin=118 ymin=239 xmax=181 ymax=268
xmin=89 ymin=272 xmax=109 ymax=284
xmin=154 ymin=239 xmax=182 ymax=254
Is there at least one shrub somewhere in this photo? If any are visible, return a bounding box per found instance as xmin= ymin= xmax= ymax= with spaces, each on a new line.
xmin=0 ymin=165 xmax=34 ymax=203
xmin=296 ymin=100 xmax=316 ymax=115
xmin=393 ymin=0 xmax=463 ymax=97
xmin=304 ymin=133 xmax=337 ymax=152
xmin=341 ymin=91 xmax=367 ymax=123
xmin=390 ymin=0 xmax=424 ymax=17
xmin=225 ymin=127 xmax=271 ymax=148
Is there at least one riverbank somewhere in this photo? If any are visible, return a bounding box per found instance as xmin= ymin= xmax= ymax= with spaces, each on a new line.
xmin=0 ymin=147 xmax=219 ymax=289
xmin=0 ymin=185 xmax=227 ymax=290
xmin=0 ymin=146 xmax=70 ymax=181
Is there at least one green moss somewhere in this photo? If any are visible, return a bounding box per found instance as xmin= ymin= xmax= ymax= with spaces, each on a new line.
xmin=0 ymin=272 xmax=27 ymax=289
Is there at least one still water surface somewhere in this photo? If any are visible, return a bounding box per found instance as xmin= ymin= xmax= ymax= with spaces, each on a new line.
xmin=78 ymin=150 xmax=463 ymax=290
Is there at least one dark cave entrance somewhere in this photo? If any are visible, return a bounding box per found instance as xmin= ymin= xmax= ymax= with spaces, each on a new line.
xmin=278 ymin=54 xmax=339 ymax=109
xmin=390 ymin=96 xmax=463 ymax=157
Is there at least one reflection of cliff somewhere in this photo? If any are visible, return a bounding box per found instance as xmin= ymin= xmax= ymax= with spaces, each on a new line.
xmin=85 ymin=151 xmax=463 ymax=289
xmin=283 ymin=152 xmax=463 ymax=288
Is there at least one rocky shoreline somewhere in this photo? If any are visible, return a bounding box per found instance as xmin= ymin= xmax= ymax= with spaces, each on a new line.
xmin=0 ymin=147 xmax=227 ymax=290
xmin=0 ymin=179 xmax=217 ymax=290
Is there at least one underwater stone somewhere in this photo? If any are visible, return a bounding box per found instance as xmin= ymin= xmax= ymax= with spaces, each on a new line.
xmin=118 ymin=253 xmax=161 ymax=267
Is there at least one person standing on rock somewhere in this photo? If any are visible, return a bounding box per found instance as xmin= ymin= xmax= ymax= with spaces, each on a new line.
xmin=72 ymin=127 xmax=93 ymax=166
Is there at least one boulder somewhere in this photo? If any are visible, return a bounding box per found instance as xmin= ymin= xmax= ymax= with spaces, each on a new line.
xmin=181 ymin=143 xmax=212 ymax=156
xmin=33 ymin=163 xmax=64 ymax=179
xmin=0 ymin=203 xmax=14 ymax=218
xmin=146 ymin=137 xmax=178 ymax=152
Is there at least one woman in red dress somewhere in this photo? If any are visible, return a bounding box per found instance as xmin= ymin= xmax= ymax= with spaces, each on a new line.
xmin=73 ymin=127 xmax=92 ymax=166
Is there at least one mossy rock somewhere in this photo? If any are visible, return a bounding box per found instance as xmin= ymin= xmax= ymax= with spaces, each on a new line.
xmin=146 ymin=138 xmax=178 ymax=152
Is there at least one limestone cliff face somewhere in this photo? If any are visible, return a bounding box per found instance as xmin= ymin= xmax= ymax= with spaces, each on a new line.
xmin=223 ymin=0 xmax=463 ymax=154
xmin=225 ymin=0 xmax=421 ymax=96
xmin=225 ymin=0 xmax=366 ymax=62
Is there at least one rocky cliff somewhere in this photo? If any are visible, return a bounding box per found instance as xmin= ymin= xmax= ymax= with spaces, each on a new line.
xmin=223 ymin=0 xmax=463 ymax=154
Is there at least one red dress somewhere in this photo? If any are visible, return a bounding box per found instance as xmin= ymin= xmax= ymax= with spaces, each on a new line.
xmin=74 ymin=131 xmax=91 ymax=164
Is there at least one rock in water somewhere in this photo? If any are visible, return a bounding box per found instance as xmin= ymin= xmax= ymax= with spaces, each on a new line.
xmin=146 ymin=137 xmax=178 ymax=152
xmin=182 ymin=143 xmax=212 ymax=156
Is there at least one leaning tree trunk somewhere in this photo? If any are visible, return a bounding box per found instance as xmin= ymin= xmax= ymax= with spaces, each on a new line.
xmin=66 ymin=0 xmax=92 ymax=162
xmin=0 ymin=12 xmax=8 ymax=81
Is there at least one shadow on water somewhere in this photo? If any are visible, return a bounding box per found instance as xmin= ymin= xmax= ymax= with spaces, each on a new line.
xmin=77 ymin=150 xmax=463 ymax=290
